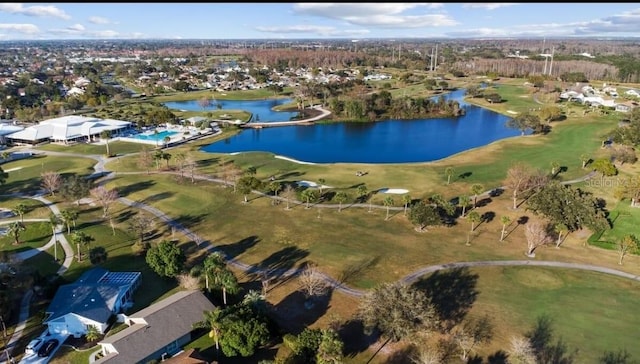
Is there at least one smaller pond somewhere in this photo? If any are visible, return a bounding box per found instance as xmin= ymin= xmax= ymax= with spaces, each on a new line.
xmin=164 ymin=98 xmax=300 ymax=122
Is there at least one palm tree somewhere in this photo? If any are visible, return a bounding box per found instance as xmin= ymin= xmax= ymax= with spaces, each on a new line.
xmin=500 ymin=215 xmax=511 ymax=242
xmin=317 ymin=178 xmax=326 ymax=197
xmin=268 ymin=181 xmax=281 ymax=205
xmin=203 ymin=252 xmax=225 ymax=291
xmin=357 ymin=184 xmax=368 ymax=204
xmin=445 ymin=167 xmax=454 ymax=185
xmin=301 ymin=188 xmax=318 ymax=209
xmin=100 ymin=130 xmax=111 ymax=156
xmin=7 ymin=221 xmax=26 ymax=245
xmin=85 ymin=325 xmax=101 ymax=342
xmin=402 ymin=194 xmax=412 ymax=215
xmin=458 ymin=195 xmax=471 ymax=218
xmin=468 ymin=211 xmax=481 ymax=232
xmin=195 ymin=308 xmax=226 ymax=354
xmin=383 ymin=196 xmax=394 ymax=220
xmin=71 ymin=231 xmax=94 ymax=262
xmin=48 ymin=213 xmax=62 ymax=238
xmin=11 ymin=203 xmax=28 ymax=223
xmin=466 ymin=211 xmax=481 ymax=246
xmin=218 ymin=269 xmax=240 ymax=306
xmin=471 ymin=183 xmax=484 ymax=208
xmin=60 ymin=209 xmax=79 ymax=234
xmin=334 ymin=191 xmax=348 ymax=212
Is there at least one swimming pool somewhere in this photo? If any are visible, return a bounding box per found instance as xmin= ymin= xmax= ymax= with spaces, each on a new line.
xmin=132 ymin=130 xmax=178 ymax=141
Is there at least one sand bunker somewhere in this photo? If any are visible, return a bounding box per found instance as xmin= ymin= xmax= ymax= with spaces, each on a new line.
xmin=378 ymin=188 xmax=409 ymax=194
xmin=297 ymin=180 xmax=332 ymax=189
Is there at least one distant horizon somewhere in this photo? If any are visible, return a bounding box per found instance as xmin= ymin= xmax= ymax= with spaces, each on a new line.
xmin=1 ymin=3 xmax=640 ymax=41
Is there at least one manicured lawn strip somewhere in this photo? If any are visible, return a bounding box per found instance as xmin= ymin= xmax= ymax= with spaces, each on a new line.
xmin=0 ymin=221 xmax=50 ymax=253
xmin=466 ymin=266 xmax=640 ymax=360
xmin=0 ymin=196 xmax=49 ymax=219
xmin=598 ymin=200 xmax=640 ymax=244
xmin=24 ymin=245 xmax=62 ymax=276
xmin=1 ymin=155 xmax=98 ymax=195
xmin=101 ymin=172 xmax=640 ymax=289
xmin=35 ymin=141 xmax=147 ymax=156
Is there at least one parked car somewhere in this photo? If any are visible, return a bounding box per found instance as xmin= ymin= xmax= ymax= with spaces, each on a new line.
xmin=25 ymin=338 xmax=44 ymax=355
xmin=37 ymin=338 xmax=58 ymax=357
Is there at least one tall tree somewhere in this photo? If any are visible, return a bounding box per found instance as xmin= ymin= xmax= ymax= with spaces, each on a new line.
xmin=41 ymin=171 xmax=62 ymax=196
xmin=402 ymin=194 xmax=412 ymax=215
xmin=471 ymin=183 xmax=484 ymax=208
xmin=138 ymin=147 xmax=154 ymax=175
xmin=281 ymin=184 xmax=297 ymax=210
xmin=11 ymin=203 xmax=28 ymax=223
xmin=60 ymin=208 xmax=79 ymax=235
xmin=145 ymin=240 xmax=185 ymax=278
xmin=458 ymin=195 xmax=470 ymax=218
xmin=524 ymin=220 xmax=552 ymax=257
xmin=334 ymin=191 xmax=348 ymax=212
xmin=0 ymin=166 xmax=7 ymax=185
xmin=100 ymin=130 xmax=111 ymax=156
xmin=358 ymin=282 xmax=439 ymax=343
xmin=7 ymin=221 xmax=26 ymax=245
xmin=127 ymin=214 xmax=154 ymax=245
xmin=383 ymin=196 xmax=394 ymax=220
xmin=298 ymin=262 xmax=328 ymax=301
xmin=301 ymin=188 xmax=318 ymax=209
xmin=452 ymin=315 xmax=494 ymax=361
xmin=90 ymin=186 xmax=119 ymax=218
xmin=592 ymin=158 xmax=618 ymax=177
xmin=445 ymin=167 xmax=455 ymax=185
xmin=60 ymin=175 xmax=93 ymax=205
xmin=316 ymin=328 xmax=345 ymax=364
xmin=503 ymin=162 xmax=548 ymax=210
xmin=71 ymin=231 xmax=94 ymax=262
xmin=408 ymin=201 xmax=441 ymax=232
xmin=580 ymin=153 xmax=590 ymax=169
xmin=237 ymin=176 xmax=262 ymax=203
xmin=268 ymin=181 xmax=281 ymax=205
xmin=500 ymin=215 xmax=511 ymax=242
xmin=617 ymin=235 xmax=638 ymax=265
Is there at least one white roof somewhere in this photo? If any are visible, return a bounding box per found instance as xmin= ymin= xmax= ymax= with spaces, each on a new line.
xmin=0 ymin=123 xmax=23 ymax=136
xmin=6 ymin=116 xmax=132 ymax=142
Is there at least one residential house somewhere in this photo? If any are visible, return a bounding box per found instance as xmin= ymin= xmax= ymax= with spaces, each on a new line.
xmin=94 ymin=290 xmax=215 ymax=364
xmin=615 ymin=100 xmax=639 ymax=113
xmin=45 ymin=268 xmax=141 ymax=338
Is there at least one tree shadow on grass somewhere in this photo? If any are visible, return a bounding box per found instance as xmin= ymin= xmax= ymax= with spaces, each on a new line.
xmin=141 ymin=191 xmax=174 ymax=204
xmin=245 ymin=246 xmax=309 ymax=290
xmin=338 ymin=256 xmax=380 ymax=285
xmin=112 ymin=209 xmax=136 ymax=224
xmin=116 ymin=179 xmax=156 ymax=198
xmin=272 ymin=288 xmax=333 ymax=335
xmin=411 ymin=267 xmax=479 ymax=332
xmin=339 ymin=319 xmax=380 ymax=358
xmin=215 ymin=235 xmax=260 ymax=260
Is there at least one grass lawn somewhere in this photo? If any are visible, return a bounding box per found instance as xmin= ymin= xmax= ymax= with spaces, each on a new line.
xmin=0 ymin=221 xmax=50 ymax=253
xmin=5 ymin=78 xmax=640 ymax=363
xmin=597 ymin=200 xmax=640 ymax=245
xmin=35 ymin=141 xmax=148 ymax=156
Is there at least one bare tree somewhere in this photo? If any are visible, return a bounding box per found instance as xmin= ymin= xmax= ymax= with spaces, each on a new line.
xmin=138 ymin=147 xmax=154 ymax=175
xmin=452 ymin=315 xmax=493 ymax=361
xmin=185 ymin=154 xmax=197 ymax=184
xmin=177 ymin=273 xmax=201 ymax=289
xmin=41 ymin=171 xmax=62 ymax=196
xmin=299 ymin=262 xmax=328 ymax=300
xmin=90 ymin=186 xmax=119 ymax=218
xmin=281 ymin=184 xmax=297 ymax=210
xmin=503 ymin=163 xmax=548 ymax=209
xmin=128 ymin=214 xmax=155 ymax=245
xmin=411 ymin=347 xmax=444 ymax=364
xmin=507 ymin=336 xmax=536 ymax=364
xmin=524 ymin=220 xmax=552 ymax=257
xmin=617 ymin=235 xmax=638 ymax=265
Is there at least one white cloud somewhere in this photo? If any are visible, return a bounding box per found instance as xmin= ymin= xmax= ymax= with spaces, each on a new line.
xmin=88 ymin=16 xmax=111 ymax=25
xmin=462 ymin=3 xmax=518 ymax=10
xmin=68 ymin=24 xmax=85 ymax=32
xmin=0 ymin=23 xmax=39 ymax=34
xmin=0 ymin=3 xmax=70 ymax=20
xmin=256 ymin=24 xmax=369 ymax=37
xmin=292 ymin=3 xmax=455 ymax=28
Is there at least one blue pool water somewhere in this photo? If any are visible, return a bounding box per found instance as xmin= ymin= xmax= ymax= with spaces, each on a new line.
xmin=132 ymin=130 xmax=178 ymax=141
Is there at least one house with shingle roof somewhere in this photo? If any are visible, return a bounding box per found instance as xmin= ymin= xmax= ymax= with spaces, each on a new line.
xmin=44 ymin=267 xmax=141 ymax=338
xmin=94 ymin=290 xmax=215 ymax=364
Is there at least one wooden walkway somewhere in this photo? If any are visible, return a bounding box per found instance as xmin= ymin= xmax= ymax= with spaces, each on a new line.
xmin=240 ymin=105 xmax=331 ymax=128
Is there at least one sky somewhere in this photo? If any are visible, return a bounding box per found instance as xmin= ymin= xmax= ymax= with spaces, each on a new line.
xmin=1 ymin=3 xmax=640 ymax=41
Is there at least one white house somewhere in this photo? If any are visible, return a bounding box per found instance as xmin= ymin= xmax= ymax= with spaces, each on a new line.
xmin=44 ymin=268 xmax=141 ymax=338
xmin=5 ymin=115 xmax=133 ymax=145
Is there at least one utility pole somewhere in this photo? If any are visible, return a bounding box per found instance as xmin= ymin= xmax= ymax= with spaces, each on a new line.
xmin=548 ymin=46 xmax=555 ymax=76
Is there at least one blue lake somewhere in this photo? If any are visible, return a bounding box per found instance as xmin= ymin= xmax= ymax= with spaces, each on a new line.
xmin=198 ymin=89 xmax=524 ymax=164
xmin=164 ymin=98 xmax=299 ymax=122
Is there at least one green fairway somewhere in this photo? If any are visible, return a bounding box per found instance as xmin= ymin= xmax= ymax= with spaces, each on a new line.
xmin=469 ymin=266 xmax=640 ymax=360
